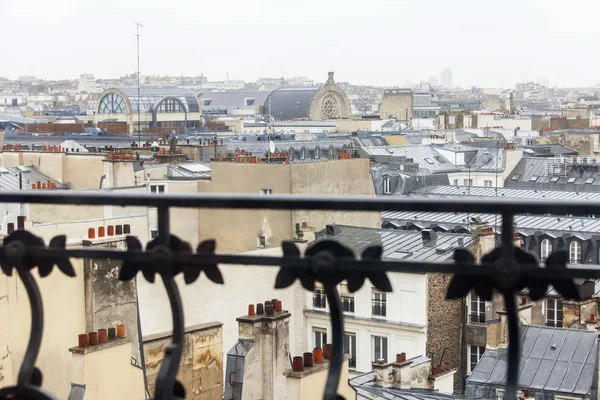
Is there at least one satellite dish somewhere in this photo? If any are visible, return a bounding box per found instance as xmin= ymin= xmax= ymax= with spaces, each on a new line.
xmin=269 ymin=140 xmax=275 ymax=153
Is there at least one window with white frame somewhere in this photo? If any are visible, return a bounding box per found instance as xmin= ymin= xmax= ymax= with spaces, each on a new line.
xmin=344 ymin=332 xmax=357 ymax=368
xmin=372 ymin=288 xmax=386 ymax=317
xmin=260 ymin=189 xmax=273 ymax=195
xmin=150 ymin=184 xmax=165 ymax=194
xmin=453 ymin=179 xmax=459 ymax=186
xmin=340 ymin=284 xmax=354 ymax=313
xmin=301 ymin=148 xmax=306 ymax=159
xmin=256 ymin=235 xmax=266 ymax=249
xmin=314 ymin=328 xmax=327 ymax=349
xmin=464 ymin=179 xmax=473 ymax=186
xmin=484 ymin=180 xmax=492 ymax=187
xmin=569 ymin=241 xmax=581 ymax=264
xmin=383 ymin=177 xmax=391 ymax=194
xmin=313 ymin=284 xmax=326 ymax=309
xmin=546 ymin=298 xmax=563 ymax=327
xmin=315 ymin=147 xmax=320 ymax=158
xmin=372 ymin=335 xmax=388 ymax=362
xmin=470 ymin=345 xmax=485 ymax=373
xmin=469 ymin=290 xmax=485 ymax=323
xmin=540 ymin=239 xmax=553 ymax=262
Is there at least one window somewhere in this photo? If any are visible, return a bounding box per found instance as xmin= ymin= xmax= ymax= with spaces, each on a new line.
xmin=313 ymin=287 xmax=326 ymax=309
xmin=260 ymin=189 xmax=273 ymax=195
xmin=344 ymin=333 xmax=357 ymax=369
xmin=314 ymin=328 xmax=327 ymax=349
xmin=150 ymin=184 xmax=165 ymax=194
xmin=469 ymin=290 xmax=485 ymax=323
xmin=340 ymin=284 xmax=354 ymax=313
xmin=484 ymin=180 xmax=492 ymax=187
xmin=315 ymin=147 xmax=320 ymax=158
xmin=372 ymin=288 xmax=386 ymax=317
xmin=530 ymin=175 xmax=539 ymax=182
xmin=150 ymin=230 xmax=158 ymax=239
xmin=245 ymin=98 xmax=255 ymax=106
xmin=540 ymin=239 xmax=553 ymax=262
xmin=372 ymin=335 xmax=388 ymax=362
xmin=569 ymin=241 xmax=581 ymax=264
xmin=453 ymin=179 xmax=459 ymax=186
xmin=546 ymin=298 xmax=563 ymax=327
xmin=464 ymin=179 xmax=473 ymax=186
xmin=470 ymin=345 xmax=485 ymax=373
xmin=256 ymin=235 xmax=266 ymax=249
xmin=301 ymin=148 xmax=306 ymax=159
xmin=383 ymin=177 xmax=391 ymax=194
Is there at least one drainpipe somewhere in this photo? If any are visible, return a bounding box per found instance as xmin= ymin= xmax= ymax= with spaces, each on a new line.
xmin=461 ymin=295 xmax=467 ymax=393
xmin=98 ymin=174 xmax=106 ymax=189
xmin=136 ymin=287 xmax=150 ymax=399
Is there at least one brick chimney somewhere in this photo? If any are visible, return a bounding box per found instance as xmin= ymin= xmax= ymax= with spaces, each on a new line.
xmin=225 ymin=300 xmax=291 ymax=400
xmin=470 ymin=219 xmax=496 ymax=259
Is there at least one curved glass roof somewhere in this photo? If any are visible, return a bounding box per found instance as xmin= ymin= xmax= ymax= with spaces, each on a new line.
xmin=99 ymin=88 xmax=200 ymax=114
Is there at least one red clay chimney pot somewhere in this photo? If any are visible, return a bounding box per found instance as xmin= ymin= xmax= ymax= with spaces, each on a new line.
xmin=313 ymin=348 xmax=323 ymax=363
xmin=88 ymin=332 xmax=98 ymax=346
xmin=107 ymin=225 xmax=114 ymax=236
xmin=292 ymin=356 xmax=304 ymax=372
xmin=78 ymin=334 xmax=89 ymax=348
xmin=116 ymin=324 xmax=125 ymax=338
xmin=256 ymin=303 xmax=264 ymax=315
xmin=276 ymin=300 xmax=283 ymax=313
xmin=88 ymin=228 xmax=95 ymax=239
xmin=303 ymin=352 xmax=314 ymax=367
xmin=248 ymin=304 xmax=256 ymax=317
xmin=108 ymin=327 xmax=116 ymax=340
xmin=116 ymin=225 xmax=123 ymax=235
xmin=323 ymin=343 xmax=332 ymax=359
xmin=98 ymin=329 xmax=108 ymax=343
xmin=97 ymin=226 xmax=105 ymax=238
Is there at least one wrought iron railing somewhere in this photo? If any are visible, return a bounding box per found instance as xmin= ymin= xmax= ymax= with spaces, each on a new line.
xmin=0 ymin=191 xmax=597 ymax=400
xmin=341 ymin=296 xmax=354 ymax=313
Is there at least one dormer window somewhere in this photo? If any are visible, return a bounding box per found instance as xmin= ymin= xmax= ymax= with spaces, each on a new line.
xmin=383 ymin=177 xmax=391 ymax=194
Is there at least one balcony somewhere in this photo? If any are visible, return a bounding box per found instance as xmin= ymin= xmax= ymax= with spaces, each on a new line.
xmin=0 ymin=191 xmax=598 ymax=400
xmin=341 ymin=296 xmax=354 ymax=313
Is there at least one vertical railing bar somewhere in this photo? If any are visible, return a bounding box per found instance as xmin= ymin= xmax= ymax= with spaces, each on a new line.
xmin=16 ymin=268 xmax=43 ymax=388
xmin=501 ymin=211 xmax=518 ymax=399
xmin=324 ymin=284 xmax=344 ymax=400
xmin=158 ymin=205 xmax=170 ymax=245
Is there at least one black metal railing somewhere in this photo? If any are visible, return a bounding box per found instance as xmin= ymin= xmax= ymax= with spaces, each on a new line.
xmin=371 ymin=300 xmax=387 ymax=317
xmin=0 ymin=191 xmax=597 ymax=400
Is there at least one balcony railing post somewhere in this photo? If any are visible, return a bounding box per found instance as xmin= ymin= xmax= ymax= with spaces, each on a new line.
xmin=324 ymin=284 xmax=344 ymax=400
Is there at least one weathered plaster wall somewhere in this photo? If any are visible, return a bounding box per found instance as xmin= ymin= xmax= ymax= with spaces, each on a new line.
xmin=144 ymin=322 xmax=223 ymax=400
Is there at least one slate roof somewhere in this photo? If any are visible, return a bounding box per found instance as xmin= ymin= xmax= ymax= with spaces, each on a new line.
xmin=409 ymin=185 xmax=600 ymax=201
xmin=364 ymin=145 xmax=504 ymax=174
xmin=198 ymin=90 xmax=272 ymax=111
xmin=520 ymin=144 xmax=578 ymax=157
xmin=263 ymin=87 xmax=319 ymax=119
xmin=167 ymin=162 xmax=211 ymax=179
xmin=467 ymin=325 xmax=597 ymax=397
xmin=351 ymin=372 xmax=473 ymax=399
xmin=382 ymin=211 xmax=600 ymax=236
xmin=315 ymin=225 xmax=474 ymax=263
xmin=505 ymin=157 xmax=600 ymax=192
xmin=0 ymin=166 xmax=64 ymax=190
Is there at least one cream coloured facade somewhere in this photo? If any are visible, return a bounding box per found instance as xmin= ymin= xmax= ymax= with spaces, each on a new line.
xmin=378 ymin=89 xmax=413 ymax=121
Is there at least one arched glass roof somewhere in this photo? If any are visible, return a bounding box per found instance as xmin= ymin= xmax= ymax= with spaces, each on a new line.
xmin=98 ymin=88 xmax=200 ymax=114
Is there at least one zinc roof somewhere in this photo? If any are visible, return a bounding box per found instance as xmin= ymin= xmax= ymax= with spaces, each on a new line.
xmin=409 ymin=185 xmax=600 ymax=201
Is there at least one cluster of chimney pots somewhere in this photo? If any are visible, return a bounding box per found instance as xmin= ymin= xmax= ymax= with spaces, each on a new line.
xmin=292 ymin=344 xmax=332 ymax=372
xmin=78 ymin=324 xmax=126 ymax=347
xmin=247 ymin=298 xmax=284 ymax=317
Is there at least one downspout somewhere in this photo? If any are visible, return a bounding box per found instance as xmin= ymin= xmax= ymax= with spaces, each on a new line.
xmin=136 ymin=281 xmax=150 ymax=399
xmin=461 ymin=287 xmax=468 ymax=393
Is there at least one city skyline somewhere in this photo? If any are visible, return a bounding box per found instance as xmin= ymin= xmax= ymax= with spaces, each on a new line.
xmin=3 ymin=0 xmax=600 ymax=88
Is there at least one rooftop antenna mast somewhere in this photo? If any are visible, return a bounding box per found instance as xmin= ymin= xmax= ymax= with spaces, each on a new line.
xmin=134 ymin=21 xmax=143 ymax=147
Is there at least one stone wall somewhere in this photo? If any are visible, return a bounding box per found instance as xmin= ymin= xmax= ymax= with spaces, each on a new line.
xmin=144 ymin=322 xmax=223 ymax=400
xmin=427 ymin=273 xmax=462 ymax=393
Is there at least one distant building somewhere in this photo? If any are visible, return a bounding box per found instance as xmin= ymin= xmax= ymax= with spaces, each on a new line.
xmin=95 ymin=88 xmax=202 ymax=135
xmin=78 ymin=73 xmax=102 ymax=94
xmin=441 ymin=68 xmax=453 ymax=89
xmin=378 ymin=89 xmax=413 ymax=121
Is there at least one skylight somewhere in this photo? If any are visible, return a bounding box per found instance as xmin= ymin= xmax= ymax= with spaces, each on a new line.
xmin=550 ymin=176 xmax=559 ymax=183
xmin=530 ymin=176 xmax=539 ymax=182
xmin=387 ymin=250 xmax=412 ymax=260
xmin=586 ymin=178 xmax=595 ymax=184
xmin=511 ymin=174 xmax=521 ymax=181
xmin=424 ymin=158 xmax=435 ymax=164
xmin=568 ymin=177 xmax=576 ymax=183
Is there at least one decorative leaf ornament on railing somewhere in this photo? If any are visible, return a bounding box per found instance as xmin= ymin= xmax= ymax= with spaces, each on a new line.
xmin=0 ymin=231 xmax=75 ymax=400
xmin=276 ymin=240 xmax=390 ymax=400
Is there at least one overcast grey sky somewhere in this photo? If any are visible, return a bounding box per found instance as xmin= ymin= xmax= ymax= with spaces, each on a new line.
xmin=2 ymin=0 xmax=599 ymax=88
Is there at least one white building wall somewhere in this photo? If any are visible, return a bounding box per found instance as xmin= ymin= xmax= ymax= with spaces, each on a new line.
xmin=447 ymin=171 xmax=504 ymax=188
xmin=305 ymin=272 xmax=427 ymax=373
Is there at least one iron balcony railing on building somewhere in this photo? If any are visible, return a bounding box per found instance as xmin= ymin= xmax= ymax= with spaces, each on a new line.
xmin=371 ymin=300 xmax=387 ymax=317
xmin=313 ymin=289 xmax=327 ymax=309
xmin=0 ymin=191 xmax=598 ymax=400
xmin=469 ymin=313 xmax=486 ymax=323
xmin=341 ymin=296 xmax=354 ymax=313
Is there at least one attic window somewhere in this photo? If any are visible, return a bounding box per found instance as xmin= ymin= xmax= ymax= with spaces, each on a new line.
xmin=511 ymin=174 xmax=521 ymax=181
xmin=568 ymin=177 xmax=576 ymax=183
xmin=424 ymin=158 xmax=435 ymax=164
xmin=550 ymin=176 xmax=559 ymax=183
xmin=245 ymin=98 xmax=255 ymax=106
xmin=586 ymin=178 xmax=595 ymax=184
xmin=529 ymin=176 xmax=539 ymax=182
